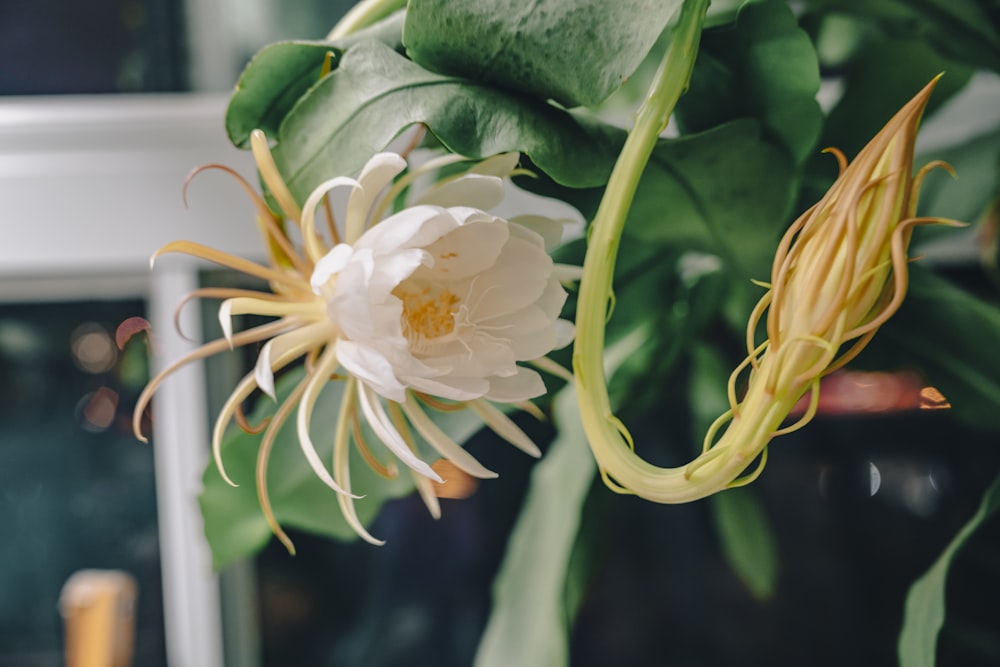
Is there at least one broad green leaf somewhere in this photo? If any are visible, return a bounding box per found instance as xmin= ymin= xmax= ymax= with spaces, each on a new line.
xmin=803 ymin=0 xmax=1000 ymax=73
xmin=199 ymin=366 xmax=485 ymax=569
xmin=629 ymin=120 xmax=797 ymax=279
xmin=225 ymin=11 xmax=406 ymax=148
xmin=876 ymin=267 xmax=1000 ymax=432
xmin=899 ymin=472 xmax=1000 ymax=666
xmin=677 ymin=0 xmax=823 ymax=165
xmin=474 ymin=332 xmax=645 ymax=667
xmin=271 ymin=39 xmax=623 ymax=203
xmin=403 ymin=0 xmax=683 ymax=108
xmin=473 ymin=388 xmax=594 ymax=667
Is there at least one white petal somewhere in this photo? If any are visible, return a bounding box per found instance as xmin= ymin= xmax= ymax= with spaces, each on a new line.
xmin=301 ymin=176 xmax=361 ymax=260
xmin=354 ymin=205 xmax=456 ymax=254
xmin=333 ymin=382 xmax=385 ymax=546
xmin=484 ymin=367 xmax=546 ymax=402
xmin=416 ymin=173 xmax=505 ymax=210
xmin=553 ymin=263 xmax=585 ymax=283
xmin=335 ymin=339 xmax=407 ymax=402
xmin=296 ymin=347 xmax=355 ymax=496
xmin=311 ymin=243 xmax=354 ymax=294
xmin=412 ymin=470 xmax=442 ymax=519
xmin=345 ymin=153 xmax=407 ymax=243
xmin=356 ymin=383 xmax=442 ymax=481
xmin=506 ymin=218 xmax=548 ymax=248
xmin=470 ymin=152 xmax=519 ymax=177
xmin=254 ymin=322 xmax=334 ymax=399
xmin=401 ymin=396 xmax=498 ymax=479
xmin=417 ymin=220 xmax=508 ymax=282
xmin=552 ymin=319 xmax=575 ymax=350
xmin=463 ymin=237 xmax=552 ymax=319
xmin=328 ymin=251 xmax=385 ymax=340
xmin=411 ymin=335 xmax=517 ymax=379
xmin=506 ymin=325 xmax=557 ymax=361
xmin=469 ymin=399 xmax=541 ymax=457
xmin=509 ymin=215 xmax=566 ymax=250
xmin=534 ymin=277 xmax=569 ymax=320
xmin=366 ymin=248 xmax=430 ymax=300
xmin=447 ymin=206 xmax=495 ymax=226
xmin=399 ymin=373 xmax=490 ymax=401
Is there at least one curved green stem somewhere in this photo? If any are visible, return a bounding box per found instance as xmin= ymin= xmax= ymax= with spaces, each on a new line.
xmin=328 ymin=0 xmax=407 ymax=40
xmin=573 ymin=0 xmax=734 ymax=502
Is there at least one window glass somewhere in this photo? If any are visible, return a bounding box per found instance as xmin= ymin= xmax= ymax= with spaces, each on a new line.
xmin=0 ymin=0 xmax=187 ymax=94
xmin=0 ymin=299 xmax=166 ymax=666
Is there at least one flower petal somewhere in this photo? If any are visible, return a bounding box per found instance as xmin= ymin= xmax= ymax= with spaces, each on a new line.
xmin=357 ymin=383 xmax=442 ymax=481
xmin=415 ymin=173 xmax=505 ymax=210
xmin=335 ymin=339 xmax=407 ymax=402
xmin=484 ymin=367 xmax=546 ymax=402
xmin=333 ymin=377 xmax=385 ymax=546
xmin=469 ymin=152 xmax=519 ymax=177
xmin=509 ymin=215 xmax=566 ymax=250
xmin=401 ymin=396 xmax=498 ymax=479
xmin=301 ymin=175 xmax=361 ymax=261
xmin=416 ymin=220 xmax=508 ymax=282
xmin=310 ymin=243 xmax=354 ymax=295
xmin=469 ymin=399 xmax=541 ymax=457
xmin=345 ymin=153 xmax=407 ymax=243
xmin=399 ymin=373 xmax=491 ymax=402
xmin=254 ymin=321 xmax=334 ymax=399
xmin=354 ymin=205 xmax=456 ymax=254
xmin=463 ymin=236 xmax=552 ymax=319
xmin=295 ymin=346 xmax=356 ymax=496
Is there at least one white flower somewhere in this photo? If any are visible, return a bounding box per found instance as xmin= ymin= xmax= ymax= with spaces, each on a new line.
xmin=134 ymin=133 xmax=576 ymax=549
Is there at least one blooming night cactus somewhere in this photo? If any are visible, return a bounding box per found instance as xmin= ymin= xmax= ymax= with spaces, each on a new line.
xmin=134 ymin=132 xmax=576 ymax=549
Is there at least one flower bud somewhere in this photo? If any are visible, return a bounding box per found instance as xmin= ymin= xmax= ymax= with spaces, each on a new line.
xmin=583 ymin=77 xmax=960 ymax=502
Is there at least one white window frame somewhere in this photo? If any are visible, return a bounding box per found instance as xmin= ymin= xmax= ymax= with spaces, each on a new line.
xmin=0 ymin=93 xmax=265 ymax=667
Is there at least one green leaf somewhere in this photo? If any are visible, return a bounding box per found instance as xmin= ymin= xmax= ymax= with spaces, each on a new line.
xmin=629 ymin=120 xmax=797 ymax=279
xmin=521 ymin=120 xmax=796 ymax=281
xmin=677 ymin=0 xmax=823 ymax=165
xmin=803 ymin=0 xmax=1000 ymax=73
xmin=403 ymin=0 xmax=683 ymax=108
xmin=474 ymin=332 xmax=645 ymax=667
xmin=709 ymin=489 xmax=780 ymax=601
xmin=608 ymin=249 xmax=730 ymax=416
xmin=199 ymin=366 xmax=485 ymax=569
xmin=225 ymin=11 xmax=406 ymax=148
xmin=271 ymin=39 xmax=623 ymax=204
xmin=473 ymin=388 xmax=595 ymax=667
xmin=899 ymin=472 xmax=1000 ymax=666
xmin=877 ymin=267 xmax=1000 ymax=432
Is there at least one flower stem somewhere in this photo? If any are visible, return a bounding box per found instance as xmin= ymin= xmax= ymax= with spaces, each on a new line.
xmin=572 ymin=0 xmax=712 ymax=500
xmin=328 ymin=0 xmax=407 ymax=40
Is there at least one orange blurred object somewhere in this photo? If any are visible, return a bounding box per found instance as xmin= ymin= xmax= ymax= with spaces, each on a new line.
xmin=790 ymin=369 xmax=949 ymax=416
xmin=60 ymin=570 xmax=137 ymax=667
xmin=431 ymin=459 xmax=479 ymax=499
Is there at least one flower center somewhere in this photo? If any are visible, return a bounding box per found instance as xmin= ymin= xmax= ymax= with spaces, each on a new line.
xmin=395 ymin=285 xmax=460 ymax=343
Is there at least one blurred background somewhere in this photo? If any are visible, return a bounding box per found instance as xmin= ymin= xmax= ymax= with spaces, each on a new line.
xmin=1 ymin=1 xmax=999 ymax=666
xmin=1 ymin=1 xmax=354 ymax=665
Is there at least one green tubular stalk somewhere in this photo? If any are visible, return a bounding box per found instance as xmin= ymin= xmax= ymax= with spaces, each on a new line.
xmin=572 ymin=0 xmax=723 ymax=502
